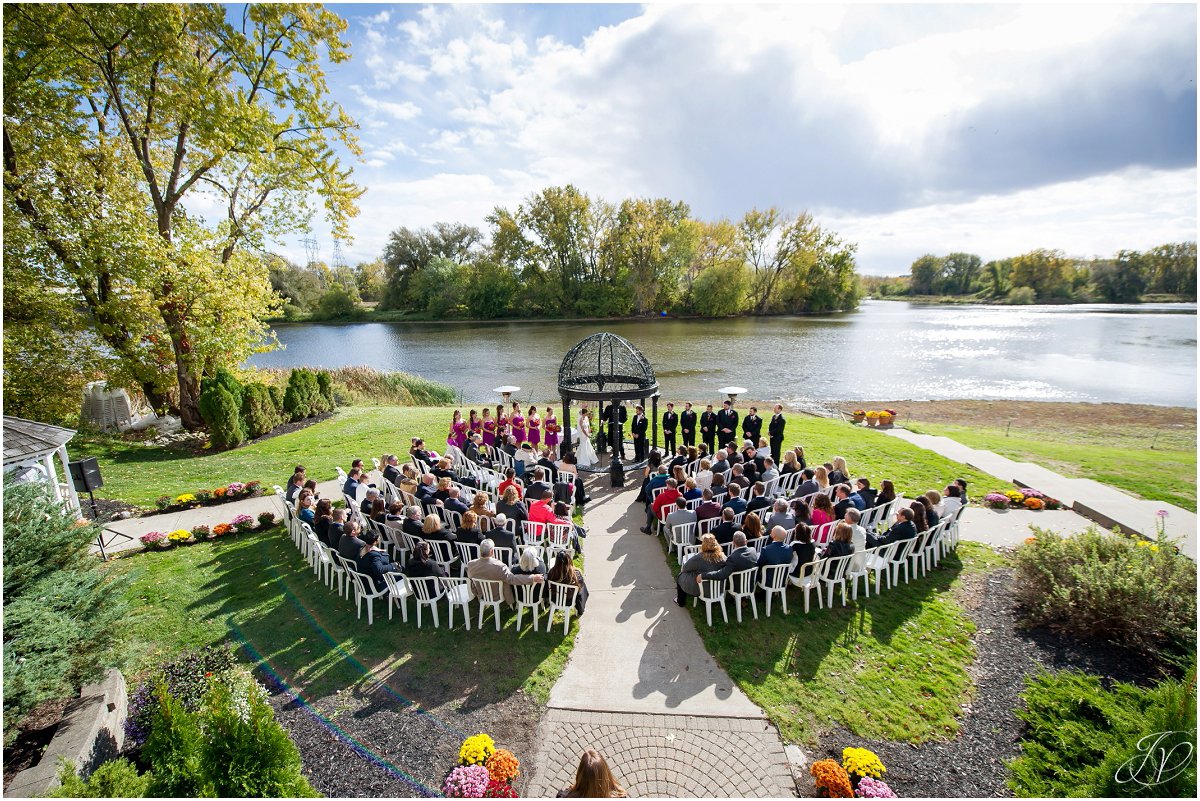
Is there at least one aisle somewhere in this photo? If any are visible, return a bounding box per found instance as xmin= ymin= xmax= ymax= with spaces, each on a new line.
xmin=526 ymin=479 xmax=796 ymax=797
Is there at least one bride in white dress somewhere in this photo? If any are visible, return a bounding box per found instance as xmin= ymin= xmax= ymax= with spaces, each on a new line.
xmin=575 ymin=407 xmax=599 ymax=467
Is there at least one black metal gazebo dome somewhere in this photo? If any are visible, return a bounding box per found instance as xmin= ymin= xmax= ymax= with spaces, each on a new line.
xmin=555 ymin=332 xmax=661 ymax=482
xmin=558 ymin=332 xmax=659 ymax=401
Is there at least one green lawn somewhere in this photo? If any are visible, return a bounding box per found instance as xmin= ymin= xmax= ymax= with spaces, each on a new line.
xmin=104 ymin=527 xmax=577 ymax=708
xmin=75 ymin=406 xmax=998 ymax=508
xmin=905 ymin=421 xmax=1196 ymax=512
xmin=687 ymin=542 xmax=1008 ymax=746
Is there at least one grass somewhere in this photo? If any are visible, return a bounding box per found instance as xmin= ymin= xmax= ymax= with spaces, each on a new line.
xmin=103 ymin=526 xmax=577 ymax=708
xmin=74 ymin=407 xmax=1000 ymax=508
xmin=684 ymin=542 xmax=1009 ymax=746
xmin=905 ymin=419 xmax=1196 ymax=512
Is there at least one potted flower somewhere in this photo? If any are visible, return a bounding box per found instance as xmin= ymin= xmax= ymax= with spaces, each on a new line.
xmin=811 ymin=759 xmax=854 ymax=798
xmin=1024 ymin=496 xmax=1045 ymax=510
xmin=168 ymin=529 xmax=193 ymax=545
xmin=140 ymin=530 xmax=170 ymax=550
xmin=852 ymin=409 xmax=866 ymax=424
xmin=444 ymin=734 xmax=520 ymax=799
xmin=984 ymin=492 xmax=1011 ymax=510
xmin=212 ymin=523 xmax=233 ymax=537
xmin=191 ymin=524 xmax=213 ymax=541
xmin=864 ymin=411 xmax=880 ymax=427
xmin=229 ymin=513 xmax=254 ymax=534
xmin=842 ymin=747 xmax=886 ymax=791
xmin=257 ymin=511 xmax=276 ymax=530
xmin=879 ymin=408 xmax=896 ymax=426
xmin=856 ymin=777 xmax=898 ymax=798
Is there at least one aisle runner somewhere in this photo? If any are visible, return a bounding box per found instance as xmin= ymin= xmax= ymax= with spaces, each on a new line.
xmin=526 ymin=483 xmax=796 ymax=797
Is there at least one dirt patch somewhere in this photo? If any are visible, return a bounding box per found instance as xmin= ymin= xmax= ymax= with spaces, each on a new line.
xmin=3 ymin=697 xmax=71 ymax=791
xmin=810 ymin=568 xmax=1155 ymax=798
xmin=269 ymin=677 xmax=543 ymax=798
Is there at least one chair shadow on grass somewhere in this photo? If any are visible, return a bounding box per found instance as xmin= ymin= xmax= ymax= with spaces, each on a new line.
xmin=186 ymin=528 xmax=577 ymax=718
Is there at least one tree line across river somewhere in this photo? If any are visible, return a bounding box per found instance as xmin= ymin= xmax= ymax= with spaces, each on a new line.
xmin=861 ymin=242 xmax=1196 ymax=304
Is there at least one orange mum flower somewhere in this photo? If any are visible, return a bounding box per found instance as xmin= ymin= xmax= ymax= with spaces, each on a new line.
xmin=485 ymin=749 xmax=520 ymax=783
xmin=811 ymin=759 xmax=854 ymax=798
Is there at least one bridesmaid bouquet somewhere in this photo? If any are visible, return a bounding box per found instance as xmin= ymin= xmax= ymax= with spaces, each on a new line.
xmin=545 ymin=423 xmax=560 ymax=434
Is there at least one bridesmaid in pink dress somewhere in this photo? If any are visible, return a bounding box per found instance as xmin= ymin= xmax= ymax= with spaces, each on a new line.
xmin=468 ymin=409 xmax=482 ymax=442
xmin=481 ymin=408 xmax=497 ymax=450
xmin=449 ymin=409 xmax=469 ymax=450
xmin=544 ymin=410 xmax=560 ymax=456
xmin=527 ymin=405 xmax=542 ymax=448
xmin=447 ymin=410 xmax=462 ymax=449
xmin=496 ymin=405 xmax=508 ymax=443
xmin=510 ymin=402 xmax=526 ymax=446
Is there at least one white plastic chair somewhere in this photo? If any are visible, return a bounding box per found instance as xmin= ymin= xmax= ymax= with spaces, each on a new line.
xmin=348 ymin=566 xmax=389 ymax=625
xmin=789 ymin=559 xmax=823 ymax=613
xmin=407 ymin=576 xmax=444 ymax=629
xmin=670 ymin=522 xmax=696 ymax=562
xmin=545 ymin=523 xmax=574 ymax=557
xmin=336 ymin=466 xmax=349 ymax=483
xmin=888 ymin=537 xmax=920 ymax=586
xmin=545 ymin=580 xmax=580 ymax=636
xmin=454 ymin=542 xmax=481 ymax=576
xmin=727 ymin=568 xmax=759 ymax=623
xmin=512 ymin=581 xmax=542 ymax=632
xmin=426 ymin=539 xmax=456 ymax=576
xmin=865 ymin=543 xmax=897 ymax=594
xmin=382 ymin=572 xmax=410 ymax=623
xmin=442 ymin=577 xmax=473 ymax=630
xmin=331 ymin=553 xmax=356 ymax=599
xmin=470 ymin=578 xmax=507 ymax=631
xmin=819 ymin=554 xmax=854 ymax=607
xmin=521 ymin=520 xmax=546 ymax=547
xmin=758 ymin=563 xmax=791 ymax=616
xmin=695 ymin=578 xmax=728 ymax=626
xmin=845 ymin=551 xmax=872 ymax=600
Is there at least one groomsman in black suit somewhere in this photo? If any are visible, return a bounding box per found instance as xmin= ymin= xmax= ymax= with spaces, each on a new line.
xmin=662 ymin=403 xmax=678 ymax=455
xmin=680 ymin=402 xmax=697 ymax=448
xmin=768 ymin=404 xmax=786 ymax=464
xmin=716 ymin=400 xmax=739 ymax=448
xmin=631 ymin=404 xmax=649 ymax=461
xmin=742 ymin=406 xmax=763 ymax=444
xmin=699 ymin=403 xmax=718 ymax=453
xmin=605 ymin=402 xmax=628 ymax=457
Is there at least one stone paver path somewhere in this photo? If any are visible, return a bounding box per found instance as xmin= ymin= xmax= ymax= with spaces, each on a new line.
xmin=884 ymin=428 xmax=1196 ymax=559
xmin=526 ymin=473 xmax=796 ymax=797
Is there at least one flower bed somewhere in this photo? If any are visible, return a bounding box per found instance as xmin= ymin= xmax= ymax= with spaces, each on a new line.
xmin=811 ymin=747 xmax=900 ymax=798
xmin=984 ymin=487 xmax=1062 ymax=510
xmin=139 ymin=512 xmax=276 ymax=550
xmin=444 ymin=733 xmax=521 ymax=798
xmin=152 ymin=480 xmax=263 ymax=514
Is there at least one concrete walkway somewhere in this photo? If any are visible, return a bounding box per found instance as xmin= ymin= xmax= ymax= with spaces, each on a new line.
xmin=526 ymin=476 xmax=796 ymax=797
xmin=91 ymin=479 xmax=342 ymax=556
xmin=884 ymin=428 xmax=1196 ymax=559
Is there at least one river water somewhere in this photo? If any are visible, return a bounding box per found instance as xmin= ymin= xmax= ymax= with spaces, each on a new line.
xmin=246 ymin=301 xmax=1198 ymax=408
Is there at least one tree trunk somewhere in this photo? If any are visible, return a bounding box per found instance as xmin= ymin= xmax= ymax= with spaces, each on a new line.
xmin=159 ymin=298 xmax=204 ymax=429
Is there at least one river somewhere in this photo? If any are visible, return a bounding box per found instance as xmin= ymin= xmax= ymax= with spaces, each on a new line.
xmin=246 ymin=301 xmax=1198 ymax=408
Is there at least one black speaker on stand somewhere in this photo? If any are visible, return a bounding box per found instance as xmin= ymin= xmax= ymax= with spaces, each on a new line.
xmin=69 ymin=457 xmax=110 ymax=557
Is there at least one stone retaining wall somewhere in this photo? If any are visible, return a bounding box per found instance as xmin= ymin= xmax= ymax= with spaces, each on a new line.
xmin=6 ymin=669 xmax=126 ymax=798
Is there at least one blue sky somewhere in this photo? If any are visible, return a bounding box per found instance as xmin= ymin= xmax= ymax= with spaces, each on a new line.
xmin=263 ymin=3 xmax=1197 ymax=275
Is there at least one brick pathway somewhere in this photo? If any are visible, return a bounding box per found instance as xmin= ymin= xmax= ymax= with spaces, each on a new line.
xmin=527 ymin=470 xmax=798 ymax=797
xmin=527 ymin=709 xmax=795 ymax=798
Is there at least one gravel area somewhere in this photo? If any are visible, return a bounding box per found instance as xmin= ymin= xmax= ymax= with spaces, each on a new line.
xmin=266 ymin=673 xmax=543 ymax=798
xmin=810 ymin=568 xmax=1151 ymax=798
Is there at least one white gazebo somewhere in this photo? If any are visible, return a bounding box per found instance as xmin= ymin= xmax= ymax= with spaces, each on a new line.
xmin=3 ymin=416 xmax=82 ymax=515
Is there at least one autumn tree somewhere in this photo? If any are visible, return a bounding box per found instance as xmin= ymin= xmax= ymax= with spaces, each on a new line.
xmin=3 ymin=4 xmax=361 ymax=428
xmin=908 ymin=254 xmax=944 ymax=295
xmin=380 ymin=222 xmax=482 ymax=309
xmin=1009 ymin=249 xmax=1073 ymax=300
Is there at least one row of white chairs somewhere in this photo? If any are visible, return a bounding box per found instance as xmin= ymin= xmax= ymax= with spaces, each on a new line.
xmin=274 ymin=490 xmax=583 ymax=633
xmin=681 ymin=505 xmax=964 ymax=626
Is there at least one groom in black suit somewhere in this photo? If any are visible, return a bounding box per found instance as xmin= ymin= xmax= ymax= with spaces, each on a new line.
xmin=662 ymin=402 xmax=678 ymax=454
xmin=768 ymin=404 xmax=786 ymax=464
xmin=680 ymin=401 xmax=697 ymax=448
xmin=631 ymin=404 xmax=649 ymax=462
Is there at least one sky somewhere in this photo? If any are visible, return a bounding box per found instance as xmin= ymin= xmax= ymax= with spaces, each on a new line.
xmin=269 ymin=2 xmax=1198 ymax=275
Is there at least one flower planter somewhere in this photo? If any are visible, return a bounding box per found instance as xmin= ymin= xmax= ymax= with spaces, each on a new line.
xmin=852 ymin=412 xmax=866 ymax=424
xmin=866 ymin=417 xmax=879 ymax=427
xmin=878 ymin=414 xmax=894 ymax=426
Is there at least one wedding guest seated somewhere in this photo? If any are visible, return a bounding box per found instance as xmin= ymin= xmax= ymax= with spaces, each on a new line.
xmin=537 ymin=448 xmax=559 ymax=482
xmin=710 ymin=451 xmax=729 ymax=476
xmin=941 ymin=484 xmax=964 ymax=517
xmin=431 ymin=458 xmax=456 ymax=482
xmin=823 ymin=521 xmax=855 ymax=559
xmin=665 ymin=495 xmax=697 ymax=534
xmin=338 ymin=518 xmax=367 ymax=561
xmin=295 ymin=489 xmax=316 ymax=525
xmin=699 ymin=531 xmax=757 ymax=582
xmin=954 ymin=478 xmax=970 ymax=504
xmin=368 ymin=497 xmax=388 ymax=525
xmin=470 ymin=492 xmax=496 ymax=530
xmin=780 ymin=451 xmax=801 ymax=475
xmin=511 ymin=546 xmax=547 ymax=603
xmin=313 ymin=499 xmax=334 ymax=547
xmin=694 ymin=459 xmax=714 ymax=491
xmin=403 ymin=540 xmax=447 ymax=579
xmin=326 ymin=507 xmax=347 ymax=549
xmin=342 ymin=467 xmax=366 ymax=499
xmin=497 ymin=485 xmax=528 ymax=527
xmin=432 ymin=475 xmax=454 ymax=504
xmin=758 ymin=525 xmax=792 ymax=570
xmin=444 ymin=486 xmax=470 ymax=514
xmin=526 ymin=467 xmax=553 ymax=501
xmin=466 ymin=538 xmax=544 ymax=606
xmin=810 ymin=493 xmax=836 ymax=526
xmin=874 ymin=479 xmax=897 ymax=508
xmin=548 ymin=550 xmax=588 ymax=615
xmin=710 ymin=472 xmax=728 ymax=502
xmin=383 ymin=500 xmax=406 ymax=529
xmin=382 ymin=454 xmax=402 ymax=486
xmin=642 ymin=464 xmax=670 ymax=505
xmin=303 ymin=478 xmax=321 ymax=500
xmin=669 ymin=446 xmax=689 ymax=471
xmin=855 ymin=478 xmax=876 ymax=508
xmin=830 ymin=456 xmax=850 ymax=486
xmin=795 ymin=468 xmax=819 ymax=498
xmin=790 ymin=524 xmax=817 ymax=576
xmin=360 ymin=487 xmax=381 ymax=516
xmin=285 ymin=472 xmax=305 ymax=504
xmin=711 ymin=508 xmax=738 ymax=545
xmin=721 ymin=484 xmax=747 ymax=516
xmin=498 ymin=467 xmax=523 ymax=499
xmin=764 ymin=499 xmax=796 ymax=533
xmin=741 ymin=511 xmax=764 ymax=542
xmin=358 ymin=530 xmax=401 ymax=590
xmin=869 ymin=507 xmax=916 ymax=548
xmin=909 ymin=499 xmax=929 ymax=533
xmin=421 ymin=512 xmax=456 ymax=543
xmin=676 ymin=533 xmax=726 ymax=607
xmin=760 ymin=458 xmax=779 ymax=487
xmin=916 ymin=494 xmax=939 ymax=528
xmin=643 ymin=478 xmax=681 ymax=534
xmin=681 ymin=476 xmax=701 ymax=501
xmin=695 ymin=488 xmax=721 ymax=523
xmin=557 ymin=452 xmax=589 ymax=506
xmin=792 ymin=446 xmax=808 ymax=470
xmin=745 ymin=482 xmax=772 ymax=515
xmin=515 ymin=442 xmax=539 ymax=476
xmin=464 ymin=434 xmax=493 ymax=468
xmin=790 ymin=497 xmax=812 ymax=526
xmin=397 ymin=464 xmax=419 ymax=497
xmin=489 ymin=513 xmax=517 ymax=552
xmin=833 ymin=485 xmax=857 ymax=520
xmin=456 ymin=510 xmax=485 ymax=545
xmin=845 ymin=508 xmax=869 ymax=572
xmin=410 ymin=438 xmax=436 ymax=466
xmin=728 ymin=464 xmax=751 ymax=493
xmin=401 ymin=505 xmax=426 ymax=540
